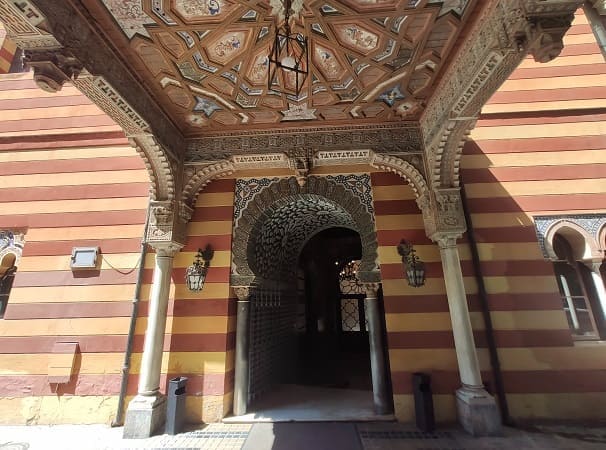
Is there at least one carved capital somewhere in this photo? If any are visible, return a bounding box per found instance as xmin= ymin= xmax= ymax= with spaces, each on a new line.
xmin=362 ymin=283 xmax=380 ymax=299
xmin=432 ymin=232 xmax=461 ymax=250
xmin=145 ymin=200 xmax=191 ymax=247
xmin=151 ymin=242 xmax=183 ymax=257
xmin=527 ymin=14 xmax=574 ymax=63
xmin=24 ymin=48 xmax=83 ymax=93
xmin=424 ymin=188 xmax=466 ymax=240
xmin=233 ymin=286 xmax=251 ymax=301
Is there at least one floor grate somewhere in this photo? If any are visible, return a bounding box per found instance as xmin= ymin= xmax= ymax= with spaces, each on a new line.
xmin=359 ymin=430 xmax=453 ymax=439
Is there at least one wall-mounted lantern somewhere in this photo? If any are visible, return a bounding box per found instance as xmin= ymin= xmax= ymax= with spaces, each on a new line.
xmin=185 ymin=244 xmax=214 ymax=292
xmin=397 ymin=239 xmax=426 ymax=287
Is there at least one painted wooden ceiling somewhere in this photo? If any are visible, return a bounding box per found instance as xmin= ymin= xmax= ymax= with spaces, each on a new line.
xmin=93 ymin=0 xmax=476 ymax=135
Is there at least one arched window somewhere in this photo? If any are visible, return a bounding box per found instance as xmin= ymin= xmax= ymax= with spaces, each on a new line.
xmin=552 ymin=233 xmax=604 ymax=340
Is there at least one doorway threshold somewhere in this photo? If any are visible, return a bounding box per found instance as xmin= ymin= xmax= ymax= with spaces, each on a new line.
xmin=223 ymin=384 xmax=396 ymax=423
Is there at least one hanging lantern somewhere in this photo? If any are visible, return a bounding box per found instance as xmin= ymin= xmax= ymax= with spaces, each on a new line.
xmin=397 ymin=239 xmax=426 ymax=287
xmin=185 ymin=244 xmax=214 ymax=292
xmin=267 ymin=0 xmax=309 ymax=96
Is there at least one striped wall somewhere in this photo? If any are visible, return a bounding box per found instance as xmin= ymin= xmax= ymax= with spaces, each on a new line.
xmin=461 ymin=8 xmax=606 ymax=421
xmin=372 ymin=171 xmax=474 ymax=423
xmin=0 ymin=72 xmax=149 ymax=424
xmin=143 ymin=178 xmax=237 ymax=423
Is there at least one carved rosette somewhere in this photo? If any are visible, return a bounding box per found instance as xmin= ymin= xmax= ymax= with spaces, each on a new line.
xmin=423 ymin=188 xmax=466 ymax=241
xmin=233 ymin=286 xmax=251 ymax=301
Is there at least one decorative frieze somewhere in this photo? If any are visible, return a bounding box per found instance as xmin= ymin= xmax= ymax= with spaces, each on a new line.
xmin=186 ymin=124 xmax=422 ymax=162
xmin=0 ymin=0 xmax=59 ymax=49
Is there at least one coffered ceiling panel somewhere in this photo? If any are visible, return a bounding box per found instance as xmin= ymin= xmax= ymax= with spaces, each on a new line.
xmin=92 ymin=0 xmax=476 ymax=135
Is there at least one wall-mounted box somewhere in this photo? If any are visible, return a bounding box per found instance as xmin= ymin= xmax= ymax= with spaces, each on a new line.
xmin=70 ymin=246 xmax=99 ymax=270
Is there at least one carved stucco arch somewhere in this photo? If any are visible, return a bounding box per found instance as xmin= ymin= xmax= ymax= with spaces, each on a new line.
xmin=181 ymin=160 xmax=236 ymax=208
xmin=545 ymin=220 xmax=601 ymax=261
xmin=231 ymin=177 xmax=380 ymax=286
xmin=370 ymin=153 xmax=429 ymax=204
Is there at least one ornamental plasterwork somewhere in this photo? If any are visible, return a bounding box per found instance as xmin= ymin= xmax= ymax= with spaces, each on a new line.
xmin=100 ymin=0 xmax=154 ymax=39
xmin=534 ymin=215 xmax=606 ymax=260
xmin=186 ymin=124 xmax=422 ymax=162
xmin=231 ymin=176 xmax=381 ymax=287
xmin=423 ymin=187 xmax=467 ymax=240
xmin=421 ymin=0 xmax=582 ymax=190
xmin=0 ymin=0 xmax=59 ymax=49
xmin=145 ymin=200 xmax=191 ymax=247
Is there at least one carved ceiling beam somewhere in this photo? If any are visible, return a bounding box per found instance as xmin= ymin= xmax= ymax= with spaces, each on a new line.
xmin=0 ymin=0 xmax=184 ymax=204
xmin=421 ymin=0 xmax=583 ymax=190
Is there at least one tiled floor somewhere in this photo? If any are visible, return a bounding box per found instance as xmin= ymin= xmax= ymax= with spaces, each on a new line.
xmin=1 ymin=422 xmax=605 ymax=450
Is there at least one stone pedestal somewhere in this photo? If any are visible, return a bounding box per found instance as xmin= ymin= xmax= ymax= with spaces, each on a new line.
xmin=123 ymin=394 xmax=167 ymax=439
xmin=456 ymin=387 xmax=501 ymax=436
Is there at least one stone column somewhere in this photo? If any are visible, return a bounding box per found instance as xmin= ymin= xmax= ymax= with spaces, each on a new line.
xmin=584 ymin=260 xmax=606 ymax=322
xmin=233 ymin=286 xmax=251 ymax=416
xmin=124 ymin=243 xmax=180 ymax=438
xmin=435 ymin=233 xmax=501 ymax=436
xmin=363 ymin=283 xmax=391 ymax=415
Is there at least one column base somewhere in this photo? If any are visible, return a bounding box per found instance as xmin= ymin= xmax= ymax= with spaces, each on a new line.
xmin=123 ymin=394 xmax=167 ymax=439
xmin=455 ymin=387 xmax=502 ymax=437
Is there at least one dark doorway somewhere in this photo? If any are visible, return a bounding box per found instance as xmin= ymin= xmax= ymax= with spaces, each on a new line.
xmin=295 ymin=227 xmax=372 ymax=392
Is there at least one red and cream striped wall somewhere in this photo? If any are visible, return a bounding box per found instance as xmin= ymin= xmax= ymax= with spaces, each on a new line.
xmin=372 ymin=8 xmax=606 ymax=423
xmin=0 ymin=73 xmax=150 ymax=423
xmin=463 ymin=9 xmax=606 ymax=420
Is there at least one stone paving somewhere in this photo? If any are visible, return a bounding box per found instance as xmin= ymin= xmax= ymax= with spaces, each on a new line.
xmin=1 ymin=422 xmax=605 ymax=450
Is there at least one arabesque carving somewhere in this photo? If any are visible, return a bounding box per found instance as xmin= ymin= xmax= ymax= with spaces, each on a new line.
xmin=423 ymin=188 xmax=467 ymax=241
xmin=181 ymin=160 xmax=235 ymax=207
xmin=145 ymin=200 xmax=191 ymax=246
xmin=422 ymin=0 xmax=582 ymax=190
xmin=231 ymin=176 xmax=382 ymax=287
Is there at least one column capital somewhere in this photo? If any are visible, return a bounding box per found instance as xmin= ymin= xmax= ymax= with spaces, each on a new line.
xmin=362 ymin=283 xmax=380 ymax=299
xmin=233 ymin=286 xmax=251 ymax=301
xmin=145 ymin=200 xmax=191 ymax=247
xmin=423 ymin=188 xmax=467 ymax=241
xmin=432 ymin=233 xmax=462 ymax=249
xmin=582 ymin=259 xmax=605 ymax=272
xmin=149 ymin=242 xmax=182 ymax=257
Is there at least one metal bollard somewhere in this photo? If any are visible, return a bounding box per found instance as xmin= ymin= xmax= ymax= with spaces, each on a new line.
xmin=166 ymin=376 xmax=187 ymax=435
xmin=412 ymin=372 xmax=435 ymax=433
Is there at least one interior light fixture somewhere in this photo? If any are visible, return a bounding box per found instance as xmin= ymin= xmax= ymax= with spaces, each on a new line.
xmin=268 ymin=0 xmax=309 ymax=96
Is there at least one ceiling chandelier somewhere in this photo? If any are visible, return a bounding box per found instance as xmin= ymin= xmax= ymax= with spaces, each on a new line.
xmin=268 ymin=0 xmax=309 ymax=97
